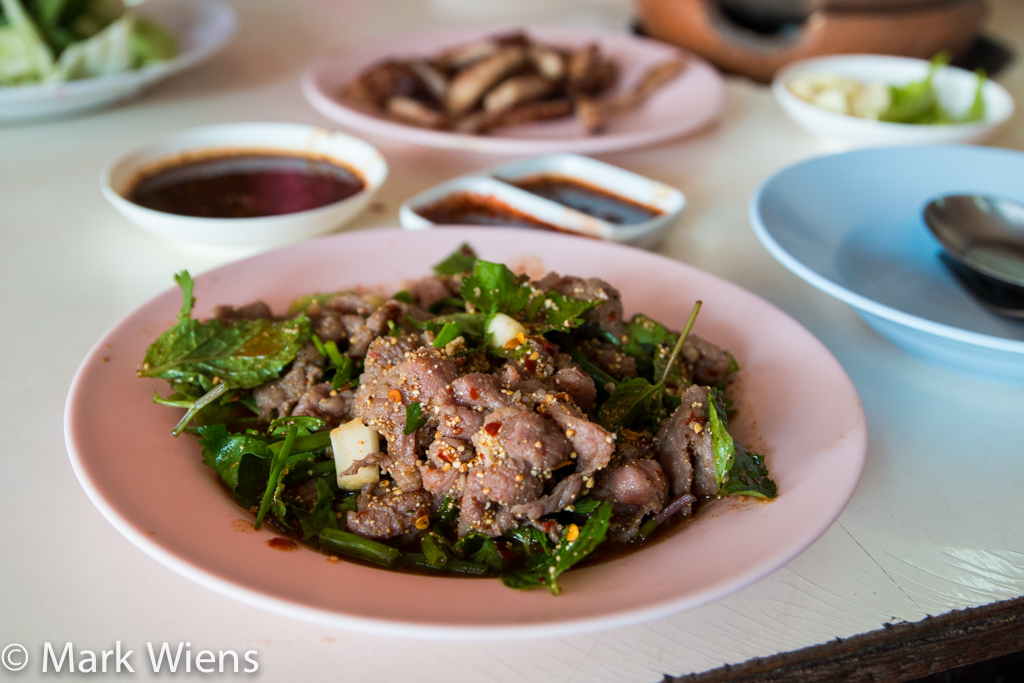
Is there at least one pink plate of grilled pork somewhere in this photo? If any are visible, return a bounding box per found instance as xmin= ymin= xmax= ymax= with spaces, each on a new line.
xmin=301 ymin=25 xmax=726 ymax=155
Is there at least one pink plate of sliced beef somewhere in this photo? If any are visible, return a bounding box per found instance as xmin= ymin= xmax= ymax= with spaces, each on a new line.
xmin=64 ymin=227 xmax=865 ymax=639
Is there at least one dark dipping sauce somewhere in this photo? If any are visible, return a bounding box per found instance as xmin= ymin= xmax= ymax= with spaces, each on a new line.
xmin=127 ymin=152 xmax=365 ymax=219
xmin=511 ymin=174 xmax=662 ymax=225
xmin=416 ymin=192 xmax=565 ymax=232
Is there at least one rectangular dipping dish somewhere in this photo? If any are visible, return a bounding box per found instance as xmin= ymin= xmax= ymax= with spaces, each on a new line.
xmin=399 ymin=154 xmax=685 ymax=248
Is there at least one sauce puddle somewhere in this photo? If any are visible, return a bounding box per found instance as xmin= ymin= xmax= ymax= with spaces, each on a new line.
xmin=128 ymin=152 xmax=364 ymax=218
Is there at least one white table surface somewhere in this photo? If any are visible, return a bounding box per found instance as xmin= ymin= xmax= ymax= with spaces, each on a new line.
xmin=3 ymin=0 xmax=1024 ymax=680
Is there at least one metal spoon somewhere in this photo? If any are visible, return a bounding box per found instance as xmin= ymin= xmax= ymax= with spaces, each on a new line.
xmin=923 ymin=194 xmax=1024 ymax=318
xmin=938 ymin=253 xmax=1024 ymax=319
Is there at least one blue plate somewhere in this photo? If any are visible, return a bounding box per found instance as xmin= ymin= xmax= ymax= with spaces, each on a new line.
xmin=750 ymin=145 xmax=1024 ymax=384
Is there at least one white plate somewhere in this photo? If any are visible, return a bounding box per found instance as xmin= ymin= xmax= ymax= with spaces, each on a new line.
xmin=300 ymin=25 xmax=725 ymax=155
xmin=0 ymin=0 xmax=236 ymax=123
xmin=750 ymin=145 xmax=1024 ymax=383
xmin=64 ymin=228 xmax=865 ymax=640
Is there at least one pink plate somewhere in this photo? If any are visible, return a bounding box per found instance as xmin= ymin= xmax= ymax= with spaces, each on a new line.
xmin=300 ymin=26 xmax=726 ymax=155
xmin=64 ymin=228 xmax=865 ymax=640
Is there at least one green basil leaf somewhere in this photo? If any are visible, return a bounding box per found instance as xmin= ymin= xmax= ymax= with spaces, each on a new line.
xmin=139 ymin=272 xmax=311 ymax=394
xmin=721 ymin=444 xmax=778 ymax=500
xmin=197 ymin=424 xmax=271 ymax=508
xmin=707 ymin=388 xmax=734 ymax=489
xmin=500 ymin=502 xmax=612 ymax=595
xmin=297 ymin=478 xmax=340 ymax=543
xmin=597 ymin=377 xmax=662 ymax=431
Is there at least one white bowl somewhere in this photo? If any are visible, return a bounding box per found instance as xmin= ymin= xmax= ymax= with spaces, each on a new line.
xmin=773 ymin=54 xmax=1015 ymax=149
xmin=0 ymin=0 xmax=236 ymax=123
xmin=399 ymin=153 xmax=685 ymax=248
xmin=101 ymin=122 xmax=387 ymax=252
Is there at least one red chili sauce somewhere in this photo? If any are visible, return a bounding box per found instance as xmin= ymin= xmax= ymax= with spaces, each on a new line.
xmin=127 ymin=152 xmax=365 ymax=219
xmin=510 ymin=174 xmax=662 ymax=225
xmin=415 ymin=192 xmax=564 ymax=232
xmin=267 ymin=537 xmax=298 ymax=551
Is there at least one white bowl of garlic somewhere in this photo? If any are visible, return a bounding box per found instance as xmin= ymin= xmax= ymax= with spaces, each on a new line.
xmin=772 ymin=54 xmax=1014 ymax=149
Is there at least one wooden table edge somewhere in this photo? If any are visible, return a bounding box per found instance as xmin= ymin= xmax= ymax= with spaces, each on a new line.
xmin=663 ymin=595 xmax=1024 ymax=682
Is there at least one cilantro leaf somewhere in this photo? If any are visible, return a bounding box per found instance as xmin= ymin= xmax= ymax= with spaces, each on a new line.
xmin=460 ymin=260 xmax=536 ymax=317
xmin=500 ymin=502 xmax=612 ymax=595
xmin=433 ymin=243 xmax=478 ymax=275
xmin=404 ymin=401 xmax=426 ymax=434
xmin=571 ymin=496 xmax=601 ymax=515
xmin=533 ymin=291 xmax=598 ymax=334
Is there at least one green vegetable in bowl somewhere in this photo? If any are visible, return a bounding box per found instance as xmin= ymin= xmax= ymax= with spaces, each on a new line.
xmin=788 ymin=53 xmax=988 ymax=125
xmin=0 ymin=0 xmax=176 ymax=86
xmin=880 ymin=53 xmax=986 ymax=125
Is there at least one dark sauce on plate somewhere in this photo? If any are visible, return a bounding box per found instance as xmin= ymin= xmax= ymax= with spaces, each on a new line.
xmin=415 ymin=192 xmax=566 ymax=232
xmin=127 ymin=152 xmax=365 ymax=219
xmin=511 ymin=174 xmax=662 ymax=225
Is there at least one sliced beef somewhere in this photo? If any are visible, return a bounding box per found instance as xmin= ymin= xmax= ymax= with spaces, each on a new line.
xmin=420 ymin=464 xmax=463 ymax=498
xmin=346 ymin=485 xmax=432 ymax=540
xmin=656 ymin=384 xmax=716 ymax=497
xmin=537 ymin=399 xmax=614 ymax=477
xmin=457 ymin=490 xmax=517 ymax=538
xmin=470 ymin=458 xmax=543 ymax=506
xmin=252 ymin=342 xmax=324 ymax=420
xmin=540 ymin=273 xmax=626 ymax=341
xmin=592 ymin=458 xmax=669 ymax=542
xmin=354 ymin=346 xmax=459 ymax=491
xmin=551 ymin=362 xmax=597 ymax=413
xmin=683 ymin=335 xmax=733 ymax=386
xmin=361 ymin=334 xmax=423 ymax=381
xmin=435 ymin=404 xmax=485 ymax=440
xmin=347 ymin=299 xmax=432 ymax=357
xmin=406 ymin=274 xmax=458 ymax=310
xmin=213 ymin=300 xmax=273 ymax=323
xmin=509 ymin=473 xmax=583 ymax=520
xmin=594 ymin=459 xmax=668 ymax=508
xmin=425 ymin=436 xmax=475 ymax=468
xmin=304 ymin=292 xmax=381 ymax=343
xmin=451 ymin=372 xmax=511 ymax=410
xmin=291 ymin=384 xmax=357 ymax=425
xmin=473 ymin=405 xmax=569 ymax=473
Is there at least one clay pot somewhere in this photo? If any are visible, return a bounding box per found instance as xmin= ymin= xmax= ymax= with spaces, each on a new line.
xmin=635 ymin=0 xmax=986 ymax=83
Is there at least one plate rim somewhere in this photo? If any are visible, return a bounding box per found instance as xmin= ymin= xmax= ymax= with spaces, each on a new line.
xmin=299 ymin=24 xmax=726 ymax=155
xmin=63 ymin=227 xmax=866 ymax=640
